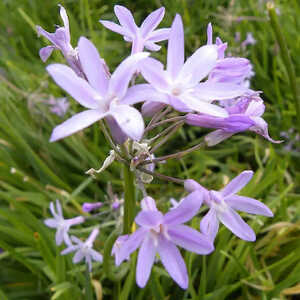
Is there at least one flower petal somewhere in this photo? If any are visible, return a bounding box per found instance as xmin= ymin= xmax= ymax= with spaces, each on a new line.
xmin=109 ymin=105 xmax=144 ymax=141
xmin=148 ymin=28 xmax=170 ymax=42
xmin=114 ymin=5 xmax=137 ymax=35
xmin=226 ymin=195 xmax=273 ymax=217
xmin=58 ymin=5 xmax=70 ymax=43
xmin=200 ymin=208 xmax=219 ymax=241
xmin=180 ymin=94 xmax=228 ymax=117
xmin=167 ymin=14 xmax=184 ymax=79
xmin=204 ymin=129 xmax=234 ymax=146
xmin=136 ymin=235 xmax=156 ymax=288
xmin=36 ymin=26 xmax=57 ymax=46
xmin=178 ymin=45 xmax=218 ymax=85
xmin=135 ymin=210 xmax=164 ymax=228
xmin=105 ymin=116 xmax=128 ymax=145
xmin=50 ymin=109 xmax=106 ymax=142
xmin=46 ymin=64 xmax=99 ymax=109
xmin=99 ymin=20 xmax=132 ymax=38
xmin=140 ymin=7 xmax=165 ymax=38
xmin=221 ymin=171 xmax=253 ymax=197
xmin=116 ymin=228 xmax=146 ymax=265
xmin=184 ymin=179 xmax=202 ymax=192
xmin=144 ymin=41 xmax=161 ymax=51
xmin=140 ymin=57 xmax=169 ymax=91
xmin=56 ymin=199 xmax=63 ymax=216
xmin=55 ymin=228 xmax=65 ymax=246
xmin=90 ymin=249 xmax=103 ymax=262
xmin=141 ymin=101 xmax=166 ymax=117
xmin=218 ymin=207 xmax=256 ymax=241
xmin=164 ymin=191 xmax=202 ymax=225
xmin=78 ymin=37 xmax=109 ymax=97
xmin=141 ymin=196 xmax=158 ymax=211
xmin=44 ymin=218 xmax=57 ymax=228
xmin=39 ymin=45 xmax=55 ymax=62
xmin=121 ymin=84 xmax=169 ymax=106
xmin=168 ymin=224 xmax=214 ymax=254
xmin=250 ymin=116 xmax=283 ymax=144
xmin=73 ymin=249 xmax=85 ymax=263
xmin=245 ymin=98 xmax=265 ymax=117
xmin=109 ymin=52 xmax=149 ymax=99
xmin=49 ymin=201 xmax=58 ymax=218
xmin=193 ymin=82 xmax=247 ymax=101
xmin=157 ymin=235 xmax=188 ymax=289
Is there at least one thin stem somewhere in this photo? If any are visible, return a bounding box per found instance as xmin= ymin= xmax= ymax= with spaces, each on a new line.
xmin=137 ymin=166 xmax=184 ymax=184
xmin=150 ymin=121 xmax=184 ymax=154
xmin=148 ymin=119 xmax=186 ymax=143
xmin=85 ymin=265 xmax=94 ymax=300
xmin=122 ymin=149 xmax=136 ymax=234
xmin=99 ymin=120 xmax=123 ymax=158
xmin=267 ymin=2 xmax=300 ymax=132
xmin=143 ymin=141 xmax=205 ymax=165
xmin=145 ymin=116 xmax=186 ymax=133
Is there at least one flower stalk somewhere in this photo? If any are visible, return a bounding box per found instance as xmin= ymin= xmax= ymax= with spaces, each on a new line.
xmin=122 ymin=154 xmax=136 ymax=234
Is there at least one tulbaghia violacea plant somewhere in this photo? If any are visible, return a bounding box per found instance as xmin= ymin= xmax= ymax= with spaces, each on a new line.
xmin=41 ymin=4 xmax=278 ymax=292
xmin=115 ymin=196 xmax=213 ymax=288
xmin=100 ymin=6 xmax=170 ymax=54
xmin=184 ymin=171 xmax=273 ymax=242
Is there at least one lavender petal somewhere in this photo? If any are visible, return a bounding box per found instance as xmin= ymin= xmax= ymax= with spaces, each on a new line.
xmin=164 ymin=191 xmax=202 ymax=225
xmin=167 ymin=14 xmax=184 ymax=79
xmin=226 ymin=195 xmax=273 ymax=217
xmin=47 ymin=64 xmax=100 ymax=109
xmin=157 ymin=235 xmax=188 ymax=289
xmin=136 ymin=235 xmax=156 ymax=288
xmin=221 ymin=170 xmax=253 ymax=197
xmin=168 ymin=224 xmax=214 ymax=254
xmin=50 ymin=109 xmax=106 ymax=142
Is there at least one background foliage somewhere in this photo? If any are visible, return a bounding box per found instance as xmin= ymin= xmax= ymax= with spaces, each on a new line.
xmin=0 ymin=0 xmax=299 ymax=299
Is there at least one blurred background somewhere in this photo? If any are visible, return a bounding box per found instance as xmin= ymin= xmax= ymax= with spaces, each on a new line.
xmin=0 ymin=0 xmax=299 ymax=299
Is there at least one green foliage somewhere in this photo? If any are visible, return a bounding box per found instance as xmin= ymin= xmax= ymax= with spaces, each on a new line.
xmin=0 ymin=0 xmax=299 ymax=299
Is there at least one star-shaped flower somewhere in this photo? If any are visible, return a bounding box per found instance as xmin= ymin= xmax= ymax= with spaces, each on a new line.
xmin=36 ymin=5 xmax=83 ymax=76
xmin=47 ymin=37 xmax=149 ymax=142
xmin=61 ymin=228 xmax=103 ymax=271
xmin=116 ymin=195 xmax=213 ymax=289
xmin=137 ymin=15 xmax=247 ymax=117
xmin=100 ymin=6 xmax=170 ymax=54
xmin=185 ymin=171 xmax=274 ymax=242
xmin=44 ymin=200 xmax=85 ymax=246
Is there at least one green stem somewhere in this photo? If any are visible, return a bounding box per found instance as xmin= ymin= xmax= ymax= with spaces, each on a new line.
xmin=267 ymin=2 xmax=300 ymax=132
xmin=85 ymin=265 xmax=94 ymax=300
xmin=122 ymin=161 xmax=136 ymax=234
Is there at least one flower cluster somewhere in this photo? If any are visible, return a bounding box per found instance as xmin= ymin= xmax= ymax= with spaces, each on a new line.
xmin=40 ymin=5 xmax=277 ymax=289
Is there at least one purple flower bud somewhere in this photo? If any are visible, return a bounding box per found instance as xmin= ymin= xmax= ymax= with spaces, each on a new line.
xmin=82 ymin=202 xmax=103 ymax=212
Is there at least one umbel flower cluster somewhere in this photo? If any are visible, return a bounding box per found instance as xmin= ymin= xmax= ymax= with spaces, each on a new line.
xmin=39 ymin=5 xmax=278 ymax=289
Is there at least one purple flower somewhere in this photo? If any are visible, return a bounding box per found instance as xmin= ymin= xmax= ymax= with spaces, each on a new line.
xmin=111 ymin=198 xmax=122 ymax=210
xmin=44 ymin=200 xmax=85 ymax=246
xmin=241 ymin=33 xmax=256 ymax=48
xmin=206 ymin=24 xmax=253 ymax=85
xmin=186 ymin=94 xmax=282 ymax=146
xmin=48 ymin=96 xmax=70 ymax=117
xmin=82 ymin=202 xmax=103 ymax=213
xmin=206 ymin=23 xmax=227 ymax=59
xmin=100 ymin=6 xmax=170 ymax=54
xmin=36 ymin=5 xmax=83 ymax=77
xmin=137 ymin=15 xmax=246 ymax=117
xmin=47 ymin=37 xmax=149 ymax=142
xmin=185 ymin=171 xmax=273 ymax=242
xmin=61 ymin=228 xmax=103 ymax=271
xmin=111 ymin=235 xmax=130 ymax=264
xmin=116 ymin=195 xmax=214 ymax=289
